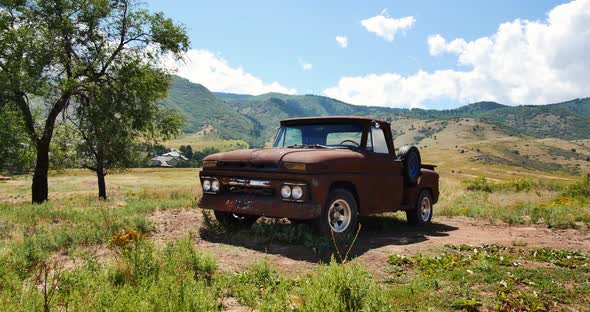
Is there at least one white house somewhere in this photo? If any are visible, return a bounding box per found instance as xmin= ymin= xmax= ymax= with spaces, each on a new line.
xmin=150 ymin=149 xmax=188 ymax=167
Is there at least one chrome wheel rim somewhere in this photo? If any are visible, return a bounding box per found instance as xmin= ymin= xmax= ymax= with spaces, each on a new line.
xmin=420 ymin=196 xmax=431 ymax=222
xmin=232 ymin=214 xmax=245 ymax=220
xmin=328 ymin=199 xmax=351 ymax=233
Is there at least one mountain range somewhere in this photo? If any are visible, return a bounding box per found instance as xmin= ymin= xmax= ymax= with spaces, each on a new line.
xmin=163 ymin=75 xmax=590 ymax=147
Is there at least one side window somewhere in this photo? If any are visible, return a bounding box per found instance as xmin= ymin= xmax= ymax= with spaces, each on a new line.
xmin=283 ymin=127 xmax=302 ymax=147
xmin=370 ymin=126 xmax=389 ymax=154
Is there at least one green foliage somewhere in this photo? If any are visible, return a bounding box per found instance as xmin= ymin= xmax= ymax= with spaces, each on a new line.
xmin=163 ymin=235 xmax=217 ymax=282
xmin=0 ymin=0 xmax=189 ymax=202
xmin=49 ymin=122 xmax=81 ymax=170
xmin=298 ymin=261 xmax=392 ymax=311
xmin=75 ymin=61 xmax=185 ymax=198
xmin=250 ymin=221 xmax=333 ymax=253
xmin=162 ymin=76 xmax=260 ymax=145
xmin=438 ymin=179 xmax=590 ymax=228
xmin=386 ymin=245 xmax=589 ymax=310
xmin=561 ymin=179 xmax=590 ymax=198
xmin=1 ymin=185 xmax=590 ymax=311
xmin=465 ymin=176 xmax=495 ymax=192
xmin=450 ymin=298 xmax=482 ymax=311
xmin=222 ymin=261 xmax=289 ymax=308
xmin=465 ymin=176 xmax=564 ymax=193
xmin=176 ymin=146 xmax=220 ymax=168
xmin=0 ymin=107 xmax=34 ymax=173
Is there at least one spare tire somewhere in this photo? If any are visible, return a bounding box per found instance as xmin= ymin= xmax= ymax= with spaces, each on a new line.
xmin=397 ymin=145 xmax=422 ymax=184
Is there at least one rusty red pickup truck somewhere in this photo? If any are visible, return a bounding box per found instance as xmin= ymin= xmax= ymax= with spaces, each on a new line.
xmin=198 ymin=116 xmax=439 ymax=236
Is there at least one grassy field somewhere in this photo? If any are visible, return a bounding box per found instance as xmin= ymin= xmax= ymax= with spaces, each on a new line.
xmin=1 ymin=166 xmax=589 ymax=310
xmin=165 ymin=132 xmax=249 ymax=151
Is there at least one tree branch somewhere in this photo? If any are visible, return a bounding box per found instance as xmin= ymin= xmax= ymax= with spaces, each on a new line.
xmin=41 ymin=92 xmax=71 ymax=143
xmin=96 ymin=1 xmax=129 ymax=78
xmin=14 ymin=92 xmax=40 ymax=144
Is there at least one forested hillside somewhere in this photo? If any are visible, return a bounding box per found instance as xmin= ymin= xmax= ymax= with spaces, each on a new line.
xmin=163 ymin=76 xmax=590 ymax=146
xmin=161 ymin=76 xmax=261 ymax=144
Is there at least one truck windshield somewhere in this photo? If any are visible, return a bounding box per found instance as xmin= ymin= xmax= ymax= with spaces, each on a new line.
xmin=273 ymin=123 xmax=363 ymax=149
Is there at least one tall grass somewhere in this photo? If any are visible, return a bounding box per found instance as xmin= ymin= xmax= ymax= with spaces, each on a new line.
xmin=0 ymin=230 xmax=393 ymax=311
xmin=438 ymin=177 xmax=590 ymax=228
xmin=464 ymin=176 xmax=565 ymax=193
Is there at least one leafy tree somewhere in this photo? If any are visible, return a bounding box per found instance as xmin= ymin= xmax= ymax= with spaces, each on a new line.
xmin=193 ymin=147 xmax=220 ymax=167
xmin=49 ymin=122 xmax=81 ymax=170
xmin=179 ymin=145 xmax=194 ymax=160
xmin=0 ymin=0 xmax=188 ymax=203
xmin=0 ymin=106 xmax=34 ymax=174
xmin=72 ymin=62 xmax=183 ymax=199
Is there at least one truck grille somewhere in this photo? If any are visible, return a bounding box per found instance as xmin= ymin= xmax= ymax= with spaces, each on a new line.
xmin=222 ymin=178 xmax=274 ymax=197
xmin=219 ymin=161 xmax=278 ymax=170
xmin=227 ymin=186 xmax=274 ymax=196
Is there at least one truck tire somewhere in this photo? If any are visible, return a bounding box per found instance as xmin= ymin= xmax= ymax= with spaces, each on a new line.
xmin=397 ymin=145 xmax=422 ymax=184
xmin=406 ymin=190 xmax=433 ymax=226
xmin=214 ymin=211 xmax=259 ymax=228
xmin=317 ymin=189 xmax=358 ymax=236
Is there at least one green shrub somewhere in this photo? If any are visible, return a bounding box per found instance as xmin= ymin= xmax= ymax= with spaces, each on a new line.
xmin=298 ymin=261 xmax=391 ymax=311
xmin=110 ymin=240 xmax=160 ymax=286
xmin=163 ymin=235 xmax=217 ymax=282
xmin=251 ymin=221 xmax=332 ymax=253
xmin=223 ymin=261 xmax=288 ymax=308
xmin=465 ymin=176 xmax=495 ymax=192
xmin=464 ymin=176 xmax=566 ymax=193
xmin=561 ymin=179 xmax=590 ymax=197
xmin=501 ymin=178 xmax=537 ymax=192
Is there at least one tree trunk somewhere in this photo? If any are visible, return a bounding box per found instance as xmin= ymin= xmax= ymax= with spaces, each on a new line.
xmin=15 ymin=92 xmax=70 ymax=204
xmin=32 ymin=140 xmax=50 ymax=204
xmin=97 ymin=166 xmax=107 ymax=200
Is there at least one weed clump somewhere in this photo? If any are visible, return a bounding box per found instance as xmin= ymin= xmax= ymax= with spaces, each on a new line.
xmin=163 ymin=235 xmax=217 ymax=282
xmin=251 ymin=220 xmax=332 ymax=253
xmin=386 ymin=245 xmax=589 ymax=310
xmin=465 ymin=176 xmax=495 ymax=192
xmin=221 ymin=261 xmax=290 ymax=309
xmin=298 ymin=260 xmax=392 ymax=311
xmin=561 ymin=179 xmax=590 ymax=198
xmin=464 ymin=176 xmax=558 ymax=193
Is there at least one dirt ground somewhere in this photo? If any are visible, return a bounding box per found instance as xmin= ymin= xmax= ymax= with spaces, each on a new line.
xmin=148 ymin=209 xmax=590 ymax=279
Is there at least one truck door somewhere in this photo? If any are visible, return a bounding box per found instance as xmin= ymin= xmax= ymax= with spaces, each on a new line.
xmin=365 ymin=125 xmax=404 ymax=213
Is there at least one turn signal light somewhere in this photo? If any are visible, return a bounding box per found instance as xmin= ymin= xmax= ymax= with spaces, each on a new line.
xmin=284 ymin=162 xmax=306 ymax=171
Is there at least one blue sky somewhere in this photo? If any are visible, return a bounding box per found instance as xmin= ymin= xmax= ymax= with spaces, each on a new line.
xmin=148 ymin=0 xmax=590 ymax=109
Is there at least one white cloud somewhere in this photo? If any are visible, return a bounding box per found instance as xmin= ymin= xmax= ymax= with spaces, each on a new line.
xmin=361 ymin=9 xmax=416 ymax=42
xmin=324 ymin=70 xmax=461 ymax=108
xmin=326 ymin=0 xmax=590 ymax=108
xmin=335 ymin=35 xmax=348 ymax=48
xmin=167 ymin=49 xmax=296 ymax=95
xmin=299 ymin=59 xmax=313 ymax=71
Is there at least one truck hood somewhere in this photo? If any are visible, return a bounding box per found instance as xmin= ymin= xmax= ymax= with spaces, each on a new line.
xmin=204 ymin=148 xmax=365 ymax=164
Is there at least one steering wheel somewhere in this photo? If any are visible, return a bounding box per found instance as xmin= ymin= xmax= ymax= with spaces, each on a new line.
xmin=338 ymin=139 xmax=360 ymax=147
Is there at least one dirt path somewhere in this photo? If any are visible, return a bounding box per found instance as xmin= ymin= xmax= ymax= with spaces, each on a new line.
xmin=149 ymin=209 xmax=590 ymax=278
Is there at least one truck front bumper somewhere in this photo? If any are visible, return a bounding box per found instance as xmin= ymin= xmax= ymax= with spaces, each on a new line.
xmin=198 ymin=193 xmax=322 ymax=220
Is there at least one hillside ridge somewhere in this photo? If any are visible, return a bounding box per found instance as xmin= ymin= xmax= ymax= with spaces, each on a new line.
xmin=163 ymin=76 xmax=590 ymax=146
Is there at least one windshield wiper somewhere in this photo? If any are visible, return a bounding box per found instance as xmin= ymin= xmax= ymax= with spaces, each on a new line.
xmin=286 ymin=144 xmax=333 ymax=149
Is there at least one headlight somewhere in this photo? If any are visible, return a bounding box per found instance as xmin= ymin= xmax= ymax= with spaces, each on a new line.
xmin=291 ymin=186 xmax=303 ymax=199
xmin=283 ymin=162 xmax=307 ymax=171
xmin=202 ymin=180 xmax=211 ymax=191
xmin=280 ymin=185 xmax=291 ymax=198
xmin=211 ymin=180 xmax=220 ymax=192
xmin=202 ymin=160 xmax=218 ymax=168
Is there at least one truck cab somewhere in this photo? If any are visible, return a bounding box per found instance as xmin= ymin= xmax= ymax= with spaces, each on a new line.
xmin=198 ymin=116 xmax=439 ymax=236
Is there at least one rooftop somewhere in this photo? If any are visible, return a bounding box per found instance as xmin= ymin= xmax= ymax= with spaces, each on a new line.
xmin=280 ymin=116 xmax=387 ymax=125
